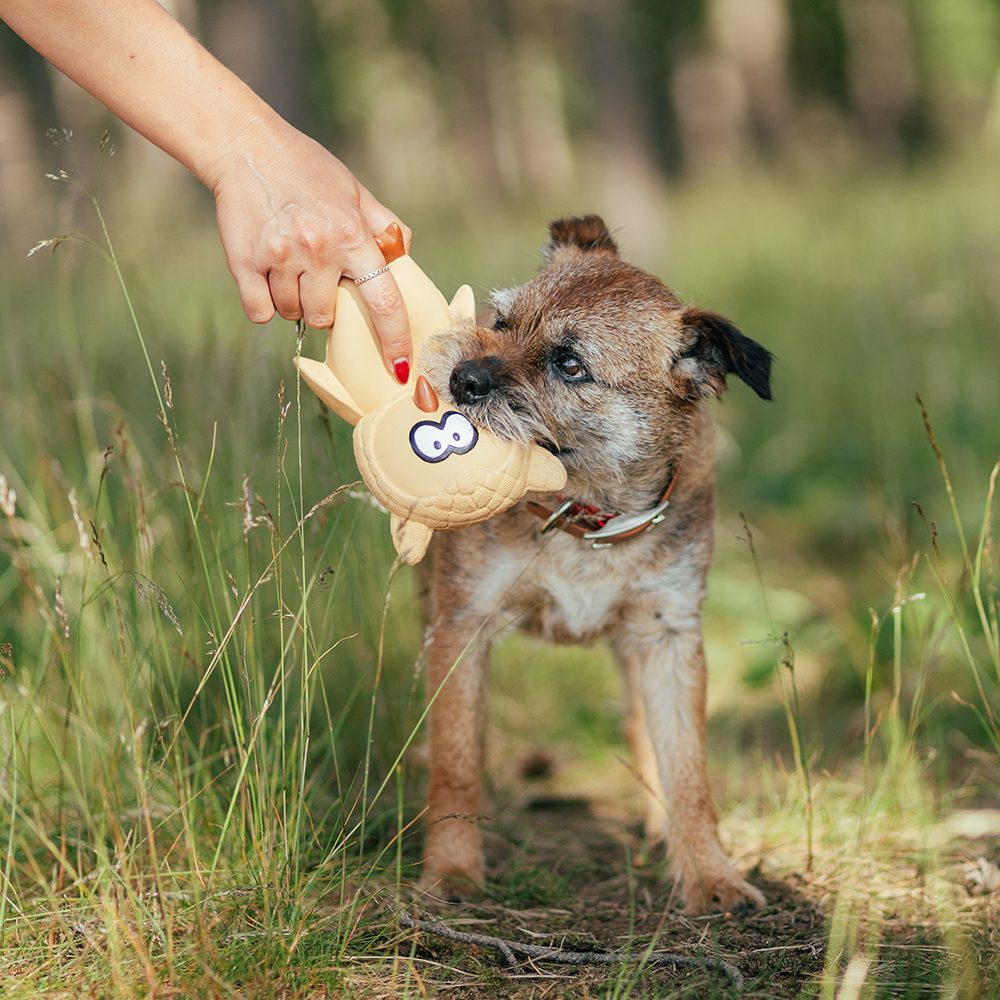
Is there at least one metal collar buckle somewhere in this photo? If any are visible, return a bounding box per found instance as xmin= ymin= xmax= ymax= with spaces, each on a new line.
xmin=538 ymin=498 xmax=577 ymax=534
xmin=581 ymin=496 xmax=673 ymax=548
xmin=525 ymin=463 xmax=681 ymax=549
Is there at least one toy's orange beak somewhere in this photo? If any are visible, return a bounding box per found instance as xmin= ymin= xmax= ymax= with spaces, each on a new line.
xmin=414 ymin=375 xmax=438 ymax=413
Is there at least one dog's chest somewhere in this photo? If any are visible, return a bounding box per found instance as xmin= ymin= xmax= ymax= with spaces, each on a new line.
xmin=485 ymin=540 xmax=651 ymax=644
xmin=530 ymin=561 xmax=623 ymax=641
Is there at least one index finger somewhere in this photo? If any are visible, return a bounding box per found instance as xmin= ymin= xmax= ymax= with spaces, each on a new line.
xmin=352 ymin=264 xmax=412 ymax=382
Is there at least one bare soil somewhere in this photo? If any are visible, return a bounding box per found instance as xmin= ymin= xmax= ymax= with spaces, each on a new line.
xmin=359 ymin=796 xmax=829 ymax=998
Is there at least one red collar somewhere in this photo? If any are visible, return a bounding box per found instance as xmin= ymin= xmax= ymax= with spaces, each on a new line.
xmin=524 ymin=465 xmax=681 ymax=549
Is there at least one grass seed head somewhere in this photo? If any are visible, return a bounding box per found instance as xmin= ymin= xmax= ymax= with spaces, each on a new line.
xmin=0 ymin=475 xmax=15 ymax=518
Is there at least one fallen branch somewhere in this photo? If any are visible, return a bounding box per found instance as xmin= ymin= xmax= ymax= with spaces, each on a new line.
xmin=396 ymin=908 xmax=745 ymax=992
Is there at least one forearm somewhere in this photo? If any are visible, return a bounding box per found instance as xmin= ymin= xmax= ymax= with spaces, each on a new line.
xmin=2 ymin=0 xmax=414 ymax=363
xmin=0 ymin=0 xmax=276 ymax=192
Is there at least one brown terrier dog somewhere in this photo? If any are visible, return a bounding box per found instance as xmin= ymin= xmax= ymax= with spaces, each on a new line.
xmin=417 ymin=215 xmax=772 ymax=916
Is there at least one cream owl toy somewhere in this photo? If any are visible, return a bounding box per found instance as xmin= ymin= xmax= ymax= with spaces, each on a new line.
xmin=295 ymin=225 xmax=566 ymax=565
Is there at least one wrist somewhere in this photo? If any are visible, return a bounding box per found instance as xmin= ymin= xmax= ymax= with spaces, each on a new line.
xmin=195 ymin=100 xmax=289 ymax=196
xmin=164 ymin=41 xmax=296 ymax=197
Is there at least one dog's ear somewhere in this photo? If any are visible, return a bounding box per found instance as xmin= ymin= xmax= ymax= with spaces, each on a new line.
xmin=544 ymin=216 xmax=619 ymax=257
xmin=676 ymin=307 xmax=773 ymax=401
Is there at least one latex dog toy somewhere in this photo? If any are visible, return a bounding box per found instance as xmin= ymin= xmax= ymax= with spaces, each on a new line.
xmin=295 ymin=225 xmax=566 ymax=565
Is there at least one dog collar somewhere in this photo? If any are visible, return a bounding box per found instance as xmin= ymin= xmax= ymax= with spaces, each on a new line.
xmin=524 ymin=465 xmax=680 ymax=549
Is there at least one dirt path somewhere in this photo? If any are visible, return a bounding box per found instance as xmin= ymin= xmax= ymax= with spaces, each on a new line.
xmin=369 ymin=798 xmax=828 ymax=997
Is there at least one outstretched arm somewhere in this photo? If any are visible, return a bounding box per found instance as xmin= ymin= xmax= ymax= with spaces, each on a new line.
xmin=0 ymin=0 xmax=413 ymax=376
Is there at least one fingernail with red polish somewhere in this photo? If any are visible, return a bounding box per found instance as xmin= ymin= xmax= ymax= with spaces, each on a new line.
xmin=393 ymin=358 xmax=410 ymax=384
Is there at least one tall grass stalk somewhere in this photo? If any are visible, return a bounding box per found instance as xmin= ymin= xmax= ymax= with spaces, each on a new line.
xmin=37 ymin=137 xmax=282 ymax=907
xmin=4 ymin=146 xmax=1000 ymax=996
xmin=0 ymin=702 xmax=16 ymax=948
xmin=916 ymin=396 xmax=1000 ymax=752
xmin=358 ymin=552 xmax=403 ymax=875
xmin=739 ymin=512 xmax=814 ymax=870
xmin=0 ymin=133 xmax=445 ymax=995
xmin=863 ymin=607 xmax=882 ymax=798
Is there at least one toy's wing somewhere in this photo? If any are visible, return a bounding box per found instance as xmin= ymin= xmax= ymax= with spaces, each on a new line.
xmin=448 ymin=284 xmax=476 ymax=323
xmin=526 ymin=446 xmax=568 ymax=492
xmin=326 ymin=258 xmax=469 ymax=414
xmin=322 ymin=282 xmax=401 ymax=414
xmin=294 ymin=357 xmax=365 ymax=426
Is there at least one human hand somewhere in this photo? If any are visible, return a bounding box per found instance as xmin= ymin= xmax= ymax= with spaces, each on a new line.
xmin=212 ymin=119 xmax=413 ymax=379
xmin=0 ymin=0 xmax=413 ymax=374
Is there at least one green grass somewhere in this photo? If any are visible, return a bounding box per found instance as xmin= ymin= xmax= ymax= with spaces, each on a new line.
xmin=1 ymin=139 xmax=1000 ymax=995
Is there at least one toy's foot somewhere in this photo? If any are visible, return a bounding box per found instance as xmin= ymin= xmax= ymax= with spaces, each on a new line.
xmin=390 ymin=514 xmax=434 ymax=565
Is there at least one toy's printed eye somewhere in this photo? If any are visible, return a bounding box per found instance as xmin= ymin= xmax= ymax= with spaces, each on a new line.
xmin=410 ymin=411 xmax=480 ymax=463
xmin=555 ymin=354 xmax=588 ymax=381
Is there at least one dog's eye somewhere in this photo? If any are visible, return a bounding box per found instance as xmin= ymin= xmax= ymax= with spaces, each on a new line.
xmin=555 ymin=354 xmax=588 ymax=381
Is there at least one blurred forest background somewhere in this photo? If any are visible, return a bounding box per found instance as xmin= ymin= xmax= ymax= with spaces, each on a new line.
xmin=2 ymin=0 xmax=1000 ymax=993
xmin=1 ymin=0 xmax=999 ymax=783
xmin=2 ymin=0 xmax=1000 ymax=780
xmin=5 ymin=0 xmax=1000 ymax=231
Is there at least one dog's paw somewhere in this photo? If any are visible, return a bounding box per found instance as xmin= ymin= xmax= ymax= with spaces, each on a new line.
xmin=680 ymin=873 xmax=765 ymax=917
xmin=418 ymin=869 xmax=484 ymax=905
xmin=420 ymin=821 xmax=485 ymax=904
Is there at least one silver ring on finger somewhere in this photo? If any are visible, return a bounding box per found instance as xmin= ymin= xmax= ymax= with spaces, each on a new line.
xmin=353 ymin=264 xmax=391 ymax=285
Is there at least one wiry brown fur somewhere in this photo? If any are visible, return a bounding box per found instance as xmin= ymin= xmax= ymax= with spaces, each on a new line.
xmin=417 ymin=216 xmax=772 ymax=916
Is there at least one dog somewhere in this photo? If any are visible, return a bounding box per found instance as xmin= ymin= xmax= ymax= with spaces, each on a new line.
xmin=416 ymin=215 xmax=772 ymax=916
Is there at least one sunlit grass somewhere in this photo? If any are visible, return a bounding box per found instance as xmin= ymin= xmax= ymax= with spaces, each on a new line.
xmin=0 ymin=140 xmax=428 ymax=995
xmin=0 ymin=141 xmax=999 ymax=994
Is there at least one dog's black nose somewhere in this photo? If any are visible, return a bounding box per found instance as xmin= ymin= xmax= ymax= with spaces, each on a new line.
xmin=450 ymin=359 xmax=499 ymax=404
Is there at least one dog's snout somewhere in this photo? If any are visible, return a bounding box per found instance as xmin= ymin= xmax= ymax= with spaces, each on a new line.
xmin=450 ymin=358 xmax=500 ymax=404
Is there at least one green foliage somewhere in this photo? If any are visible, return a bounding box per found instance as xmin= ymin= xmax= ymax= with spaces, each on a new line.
xmin=1 ymin=137 xmax=1000 ymax=994
xmin=787 ymin=0 xmax=851 ymax=108
xmin=487 ymin=865 xmax=570 ymax=908
xmin=0 ymin=138 xmax=427 ymax=995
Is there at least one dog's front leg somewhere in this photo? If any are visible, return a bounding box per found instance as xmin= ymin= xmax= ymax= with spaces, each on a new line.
xmin=420 ymin=609 xmax=489 ymax=900
xmin=613 ymin=627 xmax=765 ymax=916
